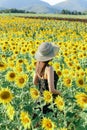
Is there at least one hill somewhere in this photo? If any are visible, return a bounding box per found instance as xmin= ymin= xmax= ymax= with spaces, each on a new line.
xmin=54 ymin=0 xmax=87 ymax=12
xmin=0 ymin=0 xmax=87 ymax=13
xmin=0 ymin=0 xmax=57 ymax=13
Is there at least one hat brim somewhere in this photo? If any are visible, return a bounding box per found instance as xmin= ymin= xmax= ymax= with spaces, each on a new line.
xmin=35 ymin=44 xmax=59 ymax=61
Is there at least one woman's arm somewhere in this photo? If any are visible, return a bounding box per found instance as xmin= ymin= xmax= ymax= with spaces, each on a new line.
xmin=33 ymin=73 xmax=39 ymax=85
xmin=47 ymin=66 xmax=61 ymax=95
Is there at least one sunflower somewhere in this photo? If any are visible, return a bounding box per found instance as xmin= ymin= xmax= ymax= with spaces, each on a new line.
xmin=1 ymin=43 xmax=8 ymax=51
xmin=31 ymin=59 xmax=37 ymax=68
xmin=7 ymin=58 xmax=15 ymax=68
xmin=69 ymin=70 xmax=76 ymax=79
xmin=63 ymin=51 xmax=69 ymax=57
xmin=43 ymin=90 xmax=53 ymax=104
xmin=0 ymin=88 xmax=13 ymax=104
xmin=41 ymin=117 xmax=56 ymax=130
xmin=13 ymin=65 xmax=23 ymax=73
xmin=26 ymin=65 xmax=33 ymax=72
xmin=62 ymin=69 xmax=70 ymax=77
xmin=10 ymin=44 xmax=16 ymax=51
xmin=30 ymin=48 xmax=36 ymax=56
xmin=21 ymin=46 xmax=27 ymax=54
xmin=67 ymin=61 xmax=74 ymax=69
xmin=63 ymin=76 xmax=72 ymax=88
xmin=20 ymin=111 xmax=31 ymax=129
xmin=82 ymin=52 xmax=87 ymax=58
xmin=70 ymin=55 xmax=77 ymax=61
xmin=0 ymin=61 xmax=7 ymax=72
xmin=75 ymin=64 xmax=81 ymax=71
xmin=77 ymin=69 xmax=85 ymax=77
xmin=1 ymin=54 xmax=6 ymax=61
xmin=81 ymin=44 xmax=86 ymax=51
xmin=75 ymin=92 xmax=87 ymax=109
xmin=6 ymin=103 xmax=15 ymax=120
xmin=76 ymin=77 xmax=85 ymax=88
xmin=54 ymin=96 xmax=64 ymax=111
xmin=15 ymin=73 xmax=28 ymax=88
xmin=16 ymin=58 xmax=24 ymax=65
xmin=23 ymin=59 xmax=29 ymax=65
xmin=56 ymin=69 xmax=62 ymax=77
xmin=26 ymin=45 xmax=30 ymax=53
xmin=5 ymin=70 xmax=16 ymax=82
xmin=30 ymin=87 xmax=40 ymax=100
xmin=53 ymin=63 xmax=60 ymax=70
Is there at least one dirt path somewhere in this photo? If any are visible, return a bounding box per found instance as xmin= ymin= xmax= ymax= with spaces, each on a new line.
xmin=17 ymin=16 xmax=87 ymax=23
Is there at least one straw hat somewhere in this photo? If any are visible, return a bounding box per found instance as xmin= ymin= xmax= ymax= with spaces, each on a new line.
xmin=35 ymin=42 xmax=59 ymax=61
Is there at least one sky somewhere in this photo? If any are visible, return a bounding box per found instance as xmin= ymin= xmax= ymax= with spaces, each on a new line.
xmin=41 ymin=0 xmax=66 ymax=5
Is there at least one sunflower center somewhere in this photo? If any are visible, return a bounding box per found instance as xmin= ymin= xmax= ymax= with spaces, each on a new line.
xmin=33 ymin=91 xmax=38 ymax=96
xmin=59 ymin=101 xmax=63 ymax=105
xmin=77 ymin=66 xmax=80 ymax=70
xmin=15 ymin=51 xmax=18 ymax=54
xmin=19 ymin=68 xmax=22 ymax=72
xmin=64 ymin=53 xmax=68 ymax=56
xmin=3 ymin=46 xmax=6 ymax=50
xmin=19 ymin=60 xmax=23 ymax=63
xmin=69 ymin=62 xmax=73 ymax=66
xmin=79 ymin=79 xmax=83 ymax=85
xmin=34 ymin=61 xmax=36 ymax=66
xmin=10 ymin=72 xmax=15 ymax=78
xmin=23 ymin=117 xmax=29 ymax=123
xmin=19 ymin=78 xmax=25 ymax=83
xmin=66 ymin=79 xmax=71 ymax=84
xmin=23 ymin=49 xmax=26 ymax=52
xmin=83 ymin=97 xmax=87 ymax=103
xmin=0 ymin=63 xmax=4 ymax=67
xmin=31 ymin=50 xmax=35 ymax=54
xmin=2 ymin=55 xmax=6 ymax=58
xmin=57 ymin=71 xmax=62 ymax=76
xmin=1 ymin=91 xmax=10 ymax=99
xmin=47 ymin=95 xmax=51 ymax=99
xmin=47 ymin=122 xmax=52 ymax=128
xmin=83 ymin=47 xmax=86 ymax=50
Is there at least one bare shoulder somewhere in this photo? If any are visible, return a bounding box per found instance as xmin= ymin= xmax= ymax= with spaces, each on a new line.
xmin=46 ymin=66 xmax=54 ymax=73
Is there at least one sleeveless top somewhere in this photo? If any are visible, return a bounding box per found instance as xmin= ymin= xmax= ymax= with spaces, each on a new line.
xmin=38 ymin=71 xmax=59 ymax=95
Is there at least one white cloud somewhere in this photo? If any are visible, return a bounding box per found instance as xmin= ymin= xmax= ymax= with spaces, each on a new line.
xmin=41 ymin=0 xmax=66 ymax=5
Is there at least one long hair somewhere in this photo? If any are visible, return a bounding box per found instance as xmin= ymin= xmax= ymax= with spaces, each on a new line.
xmin=35 ymin=61 xmax=49 ymax=78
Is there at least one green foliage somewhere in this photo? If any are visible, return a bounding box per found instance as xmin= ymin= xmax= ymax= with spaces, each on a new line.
xmin=0 ymin=8 xmax=36 ymax=14
xmin=61 ymin=9 xmax=85 ymax=15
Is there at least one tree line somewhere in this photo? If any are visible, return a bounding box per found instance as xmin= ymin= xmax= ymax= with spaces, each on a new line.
xmin=0 ymin=8 xmax=87 ymax=15
xmin=0 ymin=8 xmax=36 ymax=14
xmin=61 ymin=9 xmax=86 ymax=15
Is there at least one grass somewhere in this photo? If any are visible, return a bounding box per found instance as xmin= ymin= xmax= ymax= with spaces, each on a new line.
xmin=0 ymin=13 xmax=87 ymax=19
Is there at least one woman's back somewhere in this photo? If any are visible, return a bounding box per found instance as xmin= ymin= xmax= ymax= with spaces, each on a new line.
xmin=38 ymin=66 xmax=59 ymax=94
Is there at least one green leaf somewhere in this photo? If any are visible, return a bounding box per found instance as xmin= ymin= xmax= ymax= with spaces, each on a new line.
xmin=66 ymin=111 xmax=75 ymax=118
xmin=23 ymin=104 xmax=33 ymax=115
xmin=76 ymin=126 xmax=87 ymax=130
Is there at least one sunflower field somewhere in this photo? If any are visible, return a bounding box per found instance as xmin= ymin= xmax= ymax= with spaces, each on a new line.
xmin=0 ymin=16 xmax=87 ymax=130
